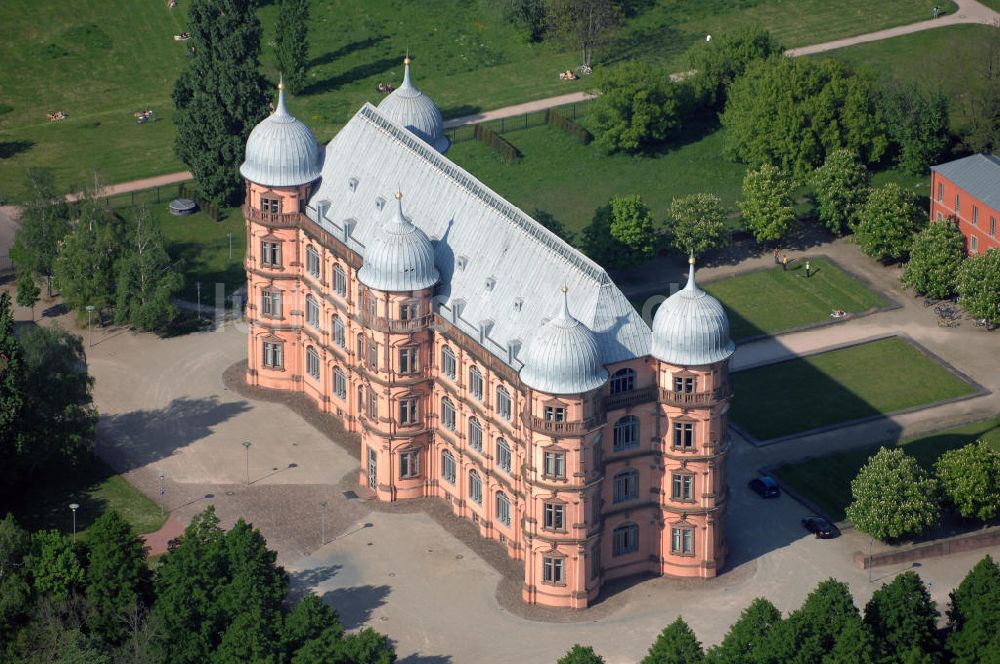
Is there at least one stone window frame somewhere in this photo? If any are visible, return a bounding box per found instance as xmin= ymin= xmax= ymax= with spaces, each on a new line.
xmin=399 ymin=447 xmax=420 ymax=479
xmin=671 ymin=472 xmax=696 ymax=502
xmin=332 ymin=263 xmax=347 ymax=297
xmin=542 ymin=551 xmax=567 ymax=586
xmin=260 ymin=237 xmax=282 ymax=267
xmin=305 ymin=244 xmax=321 ymax=279
xmin=670 ymin=520 xmax=696 ymax=556
xmin=609 ymin=368 xmax=635 ymax=394
xmin=542 ymin=397 xmax=567 ymax=422
xmin=261 ymin=336 xmax=284 ymax=370
xmin=441 ymin=396 xmax=457 ymax=431
xmin=590 ymin=545 xmax=601 ymax=580
xmin=542 ymin=499 xmax=567 ymax=532
xmin=468 ymin=469 xmax=483 ymax=505
xmin=672 ymin=417 xmax=697 ymax=450
xmin=441 ymin=449 xmax=457 ymax=485
xmin=398 ymin=345 xmax=419 ymax=374
xmin=367 ymin=389 xmax=378 ymax=419
xmin=398 ymin=300 xmax=419 ymax=321
xmin=468 ymin=365 xmax=484 ymax=401
xmin=398 ymin=394 xmax=420 ymax=426
xmin=333 ymin=367 xmax=347 ymax=400
xmin=495 ymin=490 xmax=511 ymax=527
xmin=305 ymin=346 xmax=320 ymax=381
xmin=259 ymin=194 xmax=281 ymax=214
xmin=495 ymin=385 xmax=513 ymax=421
xmin=612 ymin=415 xmax=640 ymax=452
xmin=468 ymin=416 xmax=483 ymax=453
xmin=496 ymin=437 xmax=512 ymax=474
xmin=612 ymin=468 xmax=639 ymax=504
xmin=672 ymin=370 xmax=698 ymax=393
xmin=332 ymin=315 xmax=346 ymax=348
xmin=305 ymin=294 xmax=320 ymax=329
xmin=260 ymin=288 xmax=283 ymax=319
xmin=441 ymin=345 xmax=457 ymax=380
xmin=612 ymin=522 xmax=639 ymax=557
xmin=542 ymin=445 xmax=567 ymax=480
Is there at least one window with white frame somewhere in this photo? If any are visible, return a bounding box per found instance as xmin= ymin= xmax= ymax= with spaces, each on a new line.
xmin=367 ymin=390 xmax=377 ymax=419
xmin=306 ymin=295 xmax=319 ymax=328
xmin=613 ymin=469 xmax=639 ymax=503
xmin=306 ymin=347 xmax=320 ymax=380
xmin=543 ymin=450 xmax=565 ymax=479
xmin=613 ymin=416 xmax=639 ymax=451
xmin=469 ymin=470 xmax=482 ymax=504
xmin=399 ymin=346 xmax=418 ymax=374
xmin=672 ymin=473 xmax=694 ymax=501
xmin=468 ymin=417 xmax=483 ymax=452
xmin=261 ymin=290 xmax=282 ymax=318
xmin=673 ymin=422 xmax=694 ymax=449
xmin=441 ymin=346 xmax=457 ymax=380
xmin=544 ymin=406 xmax=566 ymax=422
xmin=496 ymin=438 xmax=512 ymax=474
xmin=543 ymin=503 xmax=565 ymax=531
xmin=673 ymin=376 xmax=696 ymax=393
xmin=441 ymin=450 xmax=457 ymax=485
xmin=991 ymin=216 xmax=997 ymax=238
xmin=612 ymin=523 xmax=639 ymax=556
xmin=306 ymin=245 xmax=320 ymax=278
xmin=399 ymin=397 xmax=419 ymax=425
xmin=671 ymin=525 xmax=694 ymax=555
xmin=973 ymin=206 xmax=979 ymax=226
xmin=610 ymin=368 xmax=635 ymax=394
xmin=260 ymin=196 xmax=281 ymax=214
xmin=260 ymin=240 xmax=281 ymax=267
xmin=496 ymin=491 xmax=511 ymax=526
xmin=333 ymin=367 xmax=347 ymax=400
xmin=496 ymin=386 xmax=512 ymax=421
xmin=262 ymin=341 xmax=283 ymax=369
xmin=441 ymin=397 xmax=456 ymax=431
xmin=400 ymin=449 xmax=420 ymax=479
xmin=971 ymin=235 xmax=978 ymax=253
xmin=469 ymin=366 xmax=484 ymax=401
xmin=542 ymin=556 xmax=564 ymax=584
xmin=956 ymin=194 xmax=962 ymax=215
xmin=937 ymin=182 xmax=943 ymax=202
xmin=332 ymin=316 xmax=345 ymax=348
xmin=333 ymin=264 xmax=347 ymax=296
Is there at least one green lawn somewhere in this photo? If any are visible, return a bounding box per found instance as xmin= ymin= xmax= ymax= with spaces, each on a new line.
xmin=730 ymin=337 xmax=977 ymax=441
xmin=8 ymin=455 xmax=165 ymax=539
xmin=0 ymin=0 xmax=957 ymax=201
xmin=702 ymin=259 xmax=889 ymax=340
xmin=774 ymin=416 xmax=1000 ymax=521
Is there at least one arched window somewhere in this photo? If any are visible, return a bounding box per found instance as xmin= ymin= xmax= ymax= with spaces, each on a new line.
xmin=469 ymin=470 xmax=482 ymax=505
xmin=496 ymin=491 xmax=511 ymax=526
xmin=306 ymin=346 xmax=320 ymax=380
xmin=441 ymin=397 xmax=456 ymax=431
xmin=332 ymin=315 xmax=345 ymax=348
xmin=468 ymin=417 xmax=483 ymax=452
xmin=441 ymin=450 xmax=456 ymax=485
xmin=613 ymin=469 xmax=639 ymax=503
xmin=613 ymin=416 xmax=639 ymax=451
xmin=441 ymin=346 xmax=457 ymax=379
xmin=495 ymin=386 xmax=512 ymax=421
xmin=496 ymin=438 xmax=512 ymax=474
xmin=468 ymin=366 xmax=484 ymax=401
xmin=305 ymin=295 xmax=319 ymax=328
xmin=333 ymin=367 xmax=346 ymax=400
xmin=333 ymin=263 xmax=347 ymax=296
xmin=612 ymin=522 xmax=639 ymax=556
xmin=306 ymin=245 xmax=320 ymax=278
xmin=610 ymin=368 xmax=635 ymax=394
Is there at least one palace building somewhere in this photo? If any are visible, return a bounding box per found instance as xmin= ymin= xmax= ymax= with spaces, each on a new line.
xmin=240 ymin=59 xmax=736 ymax=609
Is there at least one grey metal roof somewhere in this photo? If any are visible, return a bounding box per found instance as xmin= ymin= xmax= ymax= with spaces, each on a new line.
xmin=240 ymin=87 xmax=323 ymax=187
xmin=357 ymin=194 xmax=439 ymax=291
xmin=377 ymin=58 xmax=450 ymax=153
xmin=306 ymin=103 xmax=652 ymax=372
xmin=931 ymin=154 xmax=1000 ymax=210
xmin=519 ymin=292 xmax=609 ymax=395
xmin=651 ymin=261 xmax=735 ymax=366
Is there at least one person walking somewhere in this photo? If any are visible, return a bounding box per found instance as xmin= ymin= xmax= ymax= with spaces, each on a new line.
xmin=782 ymin=254 xmax=789 ymax=271
xmin=805 ymin=260 xmax=811 ymax=277
xmin=774 ymin=249 xmax=780 ymax=265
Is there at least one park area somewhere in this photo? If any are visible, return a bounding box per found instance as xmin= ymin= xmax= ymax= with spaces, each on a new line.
xmin=729 ymin=336 xmax=978 ymax=442
xmin=773 ymin=416 xmax=1000 ymax=521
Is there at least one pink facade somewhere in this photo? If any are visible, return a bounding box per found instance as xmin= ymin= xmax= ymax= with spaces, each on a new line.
xmin=243 ymin=181 xmax=732 ymax=608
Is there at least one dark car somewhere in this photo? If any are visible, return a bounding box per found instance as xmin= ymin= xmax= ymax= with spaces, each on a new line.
xmin=801 ymin=516 xmax=840 ymax=539
xmin=748 ymin=475 xmax=781 ymax=498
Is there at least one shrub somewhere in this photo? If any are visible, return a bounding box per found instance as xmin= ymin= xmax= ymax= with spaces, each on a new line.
xmin=546 ymin=108 xmax=593 ymax=145
xmin=474 ymin=124 xmax=521 ymax=164
xmin=901 ymin=218 xmax=966 ymax=299
xmin=935 ymin=440 xmax=1000 ymax=521
xmin=846 ymin=447 xmax=939 ymax=541
xmin=956 ymin=248 xmax=1000 ymax=322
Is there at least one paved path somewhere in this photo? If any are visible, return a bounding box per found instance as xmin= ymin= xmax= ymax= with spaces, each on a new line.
xmin=140 ymin=515 xmax=186 ymax=557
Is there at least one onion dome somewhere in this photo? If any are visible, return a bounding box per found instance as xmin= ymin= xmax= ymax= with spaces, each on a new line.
xmin=240 ymin=79 xmax=322 ymax=187
xmin=652 ymin=257 xmax=736 ymax=366
xmin=519 ymin=288 xmax=609 ymax=395
xmin=377 ymin=57 xmax=450 ymax=153
xmin=357 ymin=192 xmax=440 ymax=292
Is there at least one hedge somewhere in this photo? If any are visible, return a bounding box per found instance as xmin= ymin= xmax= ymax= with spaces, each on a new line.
xmin=546 ymin=108 xmax=593 ymax=145
xmin=473 ymin=124 xmax=521 ymax=164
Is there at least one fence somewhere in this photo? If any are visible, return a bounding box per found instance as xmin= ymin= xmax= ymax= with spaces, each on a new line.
xmin=0 ymin=254 xmax=13 ymax=277
xmin=444 ymin=100 xmax=591 ymax=145
xmin=97 ymin=180 xmax=221 ymax=221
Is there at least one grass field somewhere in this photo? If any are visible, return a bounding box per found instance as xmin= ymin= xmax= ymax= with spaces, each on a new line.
xmin=730 ymin=337 xmax=977 ymax=441
xmin=0 ymin=0 xmax=958 ymax=201
xmin=9 ymin=455 xmax=165 ymax=539
xmin=702 ymin=259 xmax=889 ymax=340
xmin=774 ymin=416 xmax=1000 ymax=521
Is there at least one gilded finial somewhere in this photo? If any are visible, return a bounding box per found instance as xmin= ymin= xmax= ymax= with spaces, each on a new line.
xmin=560 ymin=285 xmax=568 ymax=294
xmin=404 ymin=56 xmax=411 ymax=65
xmin=394 ymin=191 xmax=403 ymax=200
xmin=688 ymin=254 xmax=695 ymax=265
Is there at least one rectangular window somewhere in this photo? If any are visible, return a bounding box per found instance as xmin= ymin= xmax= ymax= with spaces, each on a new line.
xmin=333 ymin=369 xmax=346 ymax=400
xmin=673 ymin=376 xmax=696 ymax=393
xmin=991 ymin=217 xmax=997 ymax=238
xmin=442 ymin=453 xmax=456 ymax=485
xmin=496 ymin=388 xmax=512 ymax=421
xmin=367 ymin=391 xmax=378 ymax=419
xmin=333 ymin=265 xmax=347 ymax=297
xmin=542 ymin=557 xmax=564 ymax=584
xmin=399 ymin=398 xmax=419 ymax=425
xmin=262 ymin=341 xmax=283 ymax=369
xmin=971 ymin=235 xmax=978 ymax=253
xmin=496 ymin=493 xmax=511 ymax=526
xmin=592 ymin=495 xmax=601 ymax=524
xmin=441 ymin=348 xmax=457 ymax=379
xmin=469 ymin=420 xmax=483 ymax=452
xmin=399 ymin=302 xmax=417 ymax=320
xmin=332 ymin=317 xmax=345 ymax=348
xmin=469 ymin=472 xmax=482 ymax=504
xmin=306 ymin=246 xmax=320 ymax=277
xmin=400 ymin=450 xmax=420 ymax=479
xmin=260 ymin=197 xmax=280 ymax=214
xmin=496 ymin=440 xmax=512 ymax=474
xmin=956 ymin=194 xmax=961 ymax=216
xmin=672 ymin=474 xmax=694 ymax=501
xmin=260 ymin=240 xmax=281 ymax=267
xmin=399 ymin=346 xmax=418 ymax=374
xmin=261 ymin=290 xmax=282 ymax=318
xmin=671 ymin=527 xmax=694 ymax=555
xmin=306 ymin=297 xmax=319 ymax=328
xmin=441 ymin=399 xmax=456 ymax=431
xmin=306 ymin=350 xmax=320 ymax=380
xmin=613 ymin=525 xmax=639 ymax=556
xmin=591 ymin=547 xmax=600 ymax=580
xmin=367 ymin=341 xmax=378 ymax=370
xmin=937 ymin=182 xmax=943 ymax=203
xmin=543 ymin=451 xmax=566 ymax=479
xmin=614 ymin=471 xmax=638 ymax=503
xmin=543 ymin=504 xmax=565 ymax=531
xmin=544 ymin=406 xmax=566 ymax=422
xmin=973 ymin=206 xmax=979 ymax=226
xmin=469 ymin=368 xmax=484 ymax=401
xmin=673 ymin=422 xmax=694 ymax=449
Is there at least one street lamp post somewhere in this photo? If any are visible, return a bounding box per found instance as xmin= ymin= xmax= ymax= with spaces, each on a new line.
xmin=196 ymin=282 xmax=202 ymax=320
xmin=69 ymin=503 xmax=80 ymax=542
xmin=242 ymin=441 xmax=252 ymax=485
xmin=85 ymin=305 xmax=95 ymax=348
xmin=159 ymin=473 xmax=165 ymax=516
xmin=320 ymin=501 xmax=327 ymax=546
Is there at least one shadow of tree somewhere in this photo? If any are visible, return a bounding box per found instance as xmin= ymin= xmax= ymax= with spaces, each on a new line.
xmin=0 ymin=140 xmax=34 ymax=159
xmin=321 ymin=584 xmax=391 ymax=630
xmin=440 ymin=104 xmax=482 ymax=120
xmin=398 ymin=654 xmax=454 ymax=664
xmin=310 ymin=35 xmax=389 ymax=68
xmin=302 ymin=57 xmax=399 ymax=96
xmin=287 ymin=564 xmax=344 ymax=602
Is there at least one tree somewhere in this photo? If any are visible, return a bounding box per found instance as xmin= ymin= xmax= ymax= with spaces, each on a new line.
xmin=935 ymin=440 xmax=1000 ymax=521
xmin=864 ymin=571 xmax=940 ymax=663
xmin=114 ymin=208 xmax=182 ymax=331
xmin=532 ymin=208 xmax=575 ymax=245
xmin=947 ymin=555 xmax=1000 ymax=663
xmin=811 ymin=149 xmax=870 ymax=236
xmin=499 ymin=0 xmax=548 ymax=42
xmin=901 ymin=218 xmax=966 ymax=299
xmin=281 ymin=593 xmax=343 ymax=659
xmin=29 ymin=530 xmax=85 ymax=604
xmin=580 ymin=204 xmax=632 ymax=268
xmin=706 ymin=597 xmax=782 ymax=664
xmin=173 ymin=0 xmax=269 ymax=204
xmin=16 ymin=272 xmax=40 ymax=320
xmin=609 ymin=194 xmax=656 ymax=258
xmin=85 ymin=512 xmax=150 ymax=645
xmin=666 ymin=193 xmax=728 ymax=257
xmin=846 ymin=447 xmax=940 ymax=541
xmin=686 ymin=26 xmax=783 ymax=108
xmin=588 ymin=60 xmax=681 ymax=153
xmin=546 ymin=0 xmax=623 ymax=69
xmin=0 ymin=294 xmax=25 ymax=496
xmin=879 ymin=86 xmax=950 ymax=175
xmin=0 ymin=514 xmax=33 ymax=633
xmin=641 ymin=617 xmax=704 ymax=664
xmin=557 ymin=644 xmax=606 ymax=664
xmin=53 ymin=198 xmax=121 ymax=318
xmin=961 ymin=22 xmax=1000 ymax=155
xmin=854 ymin=183 xmax=924 ymax=261
xmin=274 ymin=0 xmax=310 ymax=94
xmin=956 ymin=249 xmax=1000 ymax=323
xmin=721 ymin=57 xmax=889 ymax=178
xmin=10 ymin=169 xmax=70 ymax=297
xmin=738 ymin=164 xmax=796 ymax=244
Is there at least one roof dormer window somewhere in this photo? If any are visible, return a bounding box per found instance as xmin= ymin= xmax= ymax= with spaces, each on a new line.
xmin=375 ymin=196 xmax=386 ymax=211
xmin=456 ymin=255 xmax=468 ymax=271
xmin=513 ymin=298 xmax=523 ymax=313
xmin=348 ymin=177 xmax=359 ymax=192
xmin=485 ymin=276 xmax=496 ymax=291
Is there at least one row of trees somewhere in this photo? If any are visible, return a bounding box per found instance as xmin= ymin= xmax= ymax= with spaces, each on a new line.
xmin=10 ymin=171 xmax=182 ymax=332
xmin=560 ymin=555 xmax=1000 ymax=663
xmin=846 ymin=442 xmax=1000 ymax=541
xmin=0 ymin=507 xmax=395 ymax=663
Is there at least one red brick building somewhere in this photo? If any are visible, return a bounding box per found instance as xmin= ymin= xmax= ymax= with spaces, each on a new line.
xmin=929 ymin=154 xmax=1000 ymax=255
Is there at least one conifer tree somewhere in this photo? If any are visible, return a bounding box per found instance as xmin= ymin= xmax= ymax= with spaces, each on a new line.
xmin=557 ymin=644 xmax=606 ymax=664
xmin=641 ymin=617 xmax=704 ymax=664
xmin=706 ymin=597 xmax=782 ymax=664
xmin=0 ymin=293 xmax=25 ymax=493
xmin=274 ymin=0 xmax=310 ymax=94
xmin=85 ymin=512 xmax=151 ymax=645
xmin=864 ymin=571 xmax=940 ymax=663
xmin=947 ymin=555 xmax=1000 ymax=663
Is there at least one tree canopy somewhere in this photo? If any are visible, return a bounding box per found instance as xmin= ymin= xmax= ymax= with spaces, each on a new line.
xmin=557 ymin=644 xmax=607 ymax=664
xmin=274 ymin=0 xmax=310 ymax=94
xmin=546 ymin=0 xmax=623 ymax=68
xmin=113 ymin=208 xmax=182 ymax=332
xmin=811 ymin=149 xmax=870 ymax=236
xmin=686 ymin=26 xmax=783 ymax=109
xmin=10 ymin=169 xmax=70 ymax=296
xmin=935 ymin=440 xmax=1000 ymax=521
xmin=956 ymin=249 xmax=1000 ymax=322
xmin=641 ymin=617 xmax=704 ymax=664
xmin=588 ymin=60 xmax=681 ymax=153
xmin=666 ymin=193 xmax=728 ymax=258
xmin=901 ymin=218 xmax=966 ymax=299
xmin=846 ymin=447 xmax=940 ymax=541
xmin=609 ymin=193 xmax=656 ymax=259
xmin=947 ymin=555 xmax=1000 ymax=663
xmin=864 ymin=570 xmax=940 ymax=663
xmin=738 ymin=164 xmax=796 ymax=244
xmin=854 ymin=183 xmax=924 ymax=261
xmin=705 ymin=597 xmax=782 ymax=664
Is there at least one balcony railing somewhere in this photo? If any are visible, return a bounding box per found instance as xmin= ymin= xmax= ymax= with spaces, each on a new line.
xmin=605 ymin=385 xmax=658 ymax=411
xmin=659 ymin=383 xmax=732 ymax=407
xmin=523 ymin=410 xmax=604 ymax=435
xmin=359 ymin=311 xmax=432 ymax=334
xmin=243 ymin=205 xmax=301 ymax=227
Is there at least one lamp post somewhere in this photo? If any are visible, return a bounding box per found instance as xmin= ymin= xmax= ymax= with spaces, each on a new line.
xmin=85 ymin=305 xmax=95 ymax=348
xmin=159 ymin=473 xmax=165 ymax=516
xmin=228 ymin=232 xmax=233 ymax=260
xmin=196 ymin=282 xmax=202 ymax=320
xmin=69 ymin=503 xmax=80 ymax=542
xmin=320 ymin=501 xmax=327 ymax=547
xmin=242 ymin=441 xmax=252 ymax=485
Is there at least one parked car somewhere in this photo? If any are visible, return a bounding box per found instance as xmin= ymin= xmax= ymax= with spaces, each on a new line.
xmin=748 ymin=475 xmax=781 ymax=498
xmin=801 ymin=516 xmax=840 ymax=539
